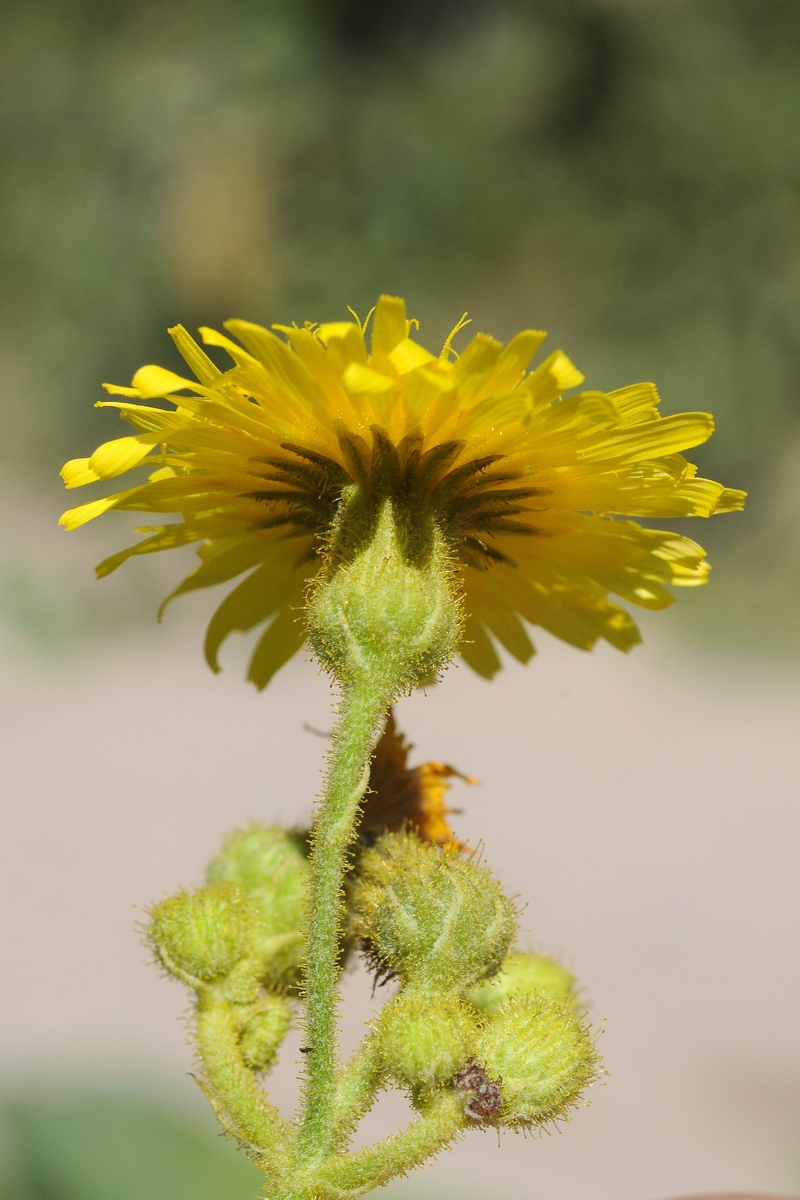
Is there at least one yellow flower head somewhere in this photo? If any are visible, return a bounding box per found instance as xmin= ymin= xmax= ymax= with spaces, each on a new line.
xmin=60 ymin=295 xmax=744 ymax=687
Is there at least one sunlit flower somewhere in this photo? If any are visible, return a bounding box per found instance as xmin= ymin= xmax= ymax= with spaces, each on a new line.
xmin=360 ymin=710 xmax=474 ymax=846
xmin=60 ymin=295 xmax=745 ymax=686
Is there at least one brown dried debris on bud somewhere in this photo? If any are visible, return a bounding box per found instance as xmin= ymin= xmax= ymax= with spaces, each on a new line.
xmin=454 ymin=1058 xmax=504 ymax=1121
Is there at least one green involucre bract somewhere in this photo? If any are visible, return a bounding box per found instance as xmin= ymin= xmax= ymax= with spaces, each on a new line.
xmin=307 ymin=498 xmax=463 ymax=694
xmin=475 ymin=995 xmax=599 ymax=1127
xmin=148 ymin=882 xmax=256 ymax=987
xmin=468 ymin=950 xmax=579 ymax=1014
xmin=376 ymin=992 xmax=479 ymax=1088
xmin=351 ymin=830 xmax=517 ymax=993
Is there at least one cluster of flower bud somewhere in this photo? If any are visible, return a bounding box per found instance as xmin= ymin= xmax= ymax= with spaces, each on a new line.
xmin=206 ymin=823 xmax=309 ymax=990
xmin=146 ymin=817 xmax=599 ymax=1129
xmin=149 ymin=825 xmax=310 ymax=991
xmin=146 ymin=823 xmax=309 ymax=1076
xmin=352 ymin=830 xmax=599 ymax=1128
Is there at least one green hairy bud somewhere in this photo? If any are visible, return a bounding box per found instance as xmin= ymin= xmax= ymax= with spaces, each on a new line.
xmin=238 ymin=994 xmax=293 ymax=1071
xmin=352 ymin=831 xmax=517 ymax=993
xmin=207 ymin=824 xmax=309 ymax=988
xmin=376 ymin=992 xmax=478 ymax=1088
xmin=307 ymin=497 xmax=462 ymax=694
xmin=468 ymin=951 xmax=579 ymax=1014
xmin=473 ymin=996 xmax=599 ymax=1127
xmin=148 ymin=882 xmax=255 ymax=987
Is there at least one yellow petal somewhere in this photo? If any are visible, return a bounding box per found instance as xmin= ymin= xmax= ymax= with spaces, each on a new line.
xmin=95 ymin=523 xmax=204 ymax=578
xmin=549 ymin=468 xmax=732 ymax=519
xmin=131 ymin=364 xmax=206 ymax=399
xmin=199 ymin=325 xmax=260 ymax=368
xmin=59 ymin=495 xmax=124 ymax=530
xmin=714 ymin=487 xmax=747 ymax=513
xmin=388 ymin=337 xmax=437 ymax=376
xmin=526 ymin=350 xmax=585 ymax=406
xmin=602 ymin=608 xmax=643 ymax=652
xmin=101 ymin=383 xmax=141 ymax=397
xmin=226 ymin=318 xmax=331 ymax=422
xmin=61 ymin=458 xmax=100 ymax=489
xmin=273 ymin=324 xmax=352 ymax=417
xmin=405 ymin=366 xmax=455 ymax=425
xmin=247 ymin=604 xmax=306 ymax=690
xmin=458 ymin=609 xmax=502 ymax=679
xmin=204 ymin=549 xmax=315 ymax=672
xmin=158 ymin=535 xmax=283 ymax=617
xmin=168 ymin=324 xmax=222 ymax=385
xmin=89 ymin=435 xmax=155 ymax=479
xmin=453 ymin=388 xmax=535 ymax=440
xmin=317 ymin=322 xmax=369 ymax=370
xmin=371 ymin=295 xmax=408 ymax=369
xmin=482 ymin=603 xmax=535 ymax=663
xmin=608 ymin=382 xmax=661 ymax=425
xmin=577 ymin=412 xmax=714 ymax=465
xmin=451 ymin=333 xmax=502 ymax=380
xmin=342 ymin=361 xmax=398 ymax=423
xmin=471 ymin=329 xmax=547 ymax=402
xmin=491 ymin=560 xmax=642 ymax=653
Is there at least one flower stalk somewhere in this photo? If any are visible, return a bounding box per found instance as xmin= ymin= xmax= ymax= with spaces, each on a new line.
xmin=294 ymin=496 xmax=463 ymax=1169
xmin=292 ymin=674 xmax=391 ymax=1168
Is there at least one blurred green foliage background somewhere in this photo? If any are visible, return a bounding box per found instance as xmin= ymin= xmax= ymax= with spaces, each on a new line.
xmin=0 ymin=1092 xmax=263 ymax=1200
xmin=1 ymin=0 xmax=800 ymax=655
xmin=1 ymin=2 xmax=799 ymax=1191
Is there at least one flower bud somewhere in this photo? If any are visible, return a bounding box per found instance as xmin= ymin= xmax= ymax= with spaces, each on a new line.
xmin=376 ymin=992 xmax=478 ymax=1088
xmin=351 ymin=831 xmax=517 ymax=993
xmin=148 ymin=882 xmax=255 ymax=987
xmin=206 ymin=824 xmax=309 ymax=988
xmin=473 ymin=996 xmax=598 ymax=1127
xmin=306 ymin=497 xmax=462 ymax=694
xmin=238 ymin=994 xmax=293 ymax=1071
xmin=468 ymin=952 xmax=579 ymax=1014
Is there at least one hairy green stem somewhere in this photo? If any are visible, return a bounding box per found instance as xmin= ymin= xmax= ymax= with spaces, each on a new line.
xmin=330 ymin=1035 xmax=384 ymax=1151
xmin=194 ymin=994 xmax=288 ymax=1163
xmin=292 ymin=676 xmax=392 ymax=1168
xmin=317 ymin=1092 xmax=465 ymax=1196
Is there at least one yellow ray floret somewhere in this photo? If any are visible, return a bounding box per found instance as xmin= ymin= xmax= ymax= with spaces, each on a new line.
xmin=59 ymin=295 xmax=745 ymax=687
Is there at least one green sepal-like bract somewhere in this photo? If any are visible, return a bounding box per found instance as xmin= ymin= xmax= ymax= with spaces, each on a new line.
xmin=207 ymin=824 xmax=309 ymax=989
xmin=351 ymin=830 xmax=517 ymax=993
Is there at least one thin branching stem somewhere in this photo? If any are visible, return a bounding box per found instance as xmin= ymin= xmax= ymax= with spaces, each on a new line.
xmin=317 ymin=1092 xmax=465 ymax=1196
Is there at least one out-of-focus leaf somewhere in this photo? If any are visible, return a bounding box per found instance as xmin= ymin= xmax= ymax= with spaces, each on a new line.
xmin=0 ymin=1091 xmax=262 ymax=1200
